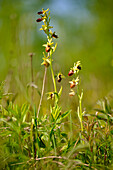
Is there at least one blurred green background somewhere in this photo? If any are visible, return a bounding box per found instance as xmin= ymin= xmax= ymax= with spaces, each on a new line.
xmin=0 ymin=0 xmax=113 ymax=110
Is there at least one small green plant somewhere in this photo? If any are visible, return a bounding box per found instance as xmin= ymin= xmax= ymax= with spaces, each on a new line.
xmin=36 ymin=8 xmax=71 ymax=157
xmin=68 ymin=61 xmax=84 ymax=143
xmin=36 ymin=9 xmax=58 ymax=118
xmin=36 ymin=8 xmax=65 ymax=112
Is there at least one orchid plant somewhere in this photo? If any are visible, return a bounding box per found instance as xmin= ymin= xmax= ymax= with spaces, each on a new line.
xmin=36 ymin=8 xmax=70 ymax=124
xmin=68 ymin=61 xmax=84 ymax=143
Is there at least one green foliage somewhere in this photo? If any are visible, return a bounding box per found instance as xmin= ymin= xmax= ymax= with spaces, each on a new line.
xmin=0 ymin=7 xmax=113 ymax=170
xmin=0 ymin=91 xmax=113 ymax=169
xmin=0 ymin=81 xmax=4 ymax=100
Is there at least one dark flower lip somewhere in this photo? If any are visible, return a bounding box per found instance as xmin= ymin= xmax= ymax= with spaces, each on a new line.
xmin=77 ymin=65 xmax=81 ymax=70
xmin=58 ymin=78 xmax=62 ymax=82
xmin=68 ymin=70 xmax=74 ymax=76
xmin=70 ymin=82 xmax=75 ymax=88
xmin=45 ymin=45 xmax=51 ymax=52
xmin=43 ymin=61 xmax=50 ymax=67
xmin=37 ymin=11 xmax=43 ymax=15
xmin=36 ymin=18 xmax=43 ymax=22
xmin=52 ymin=33 xmax=58 ymax=39
xmin=50 ymin=93 xmax=54 ymax=99
xmin=57 ymin=75 xmax=62 ymax=82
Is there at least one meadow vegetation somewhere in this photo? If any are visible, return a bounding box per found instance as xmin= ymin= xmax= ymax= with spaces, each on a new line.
xmin=0 ymin=8 xmax=113 ymax=170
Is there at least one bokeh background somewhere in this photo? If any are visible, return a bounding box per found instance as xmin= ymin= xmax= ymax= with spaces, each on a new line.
xmin=0 ymin=0 xmax=113 ymax=111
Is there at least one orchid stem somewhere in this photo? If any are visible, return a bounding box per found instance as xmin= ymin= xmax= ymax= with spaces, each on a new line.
xmin=50 ymin=57 xmax=57 ymax=93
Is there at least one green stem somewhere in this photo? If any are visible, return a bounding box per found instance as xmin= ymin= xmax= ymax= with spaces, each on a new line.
xmin=50 ymin=57 xmax=57 ymax=93
xmin=69 ymin=113 xmax=73 ymax=142
xmin=52 ymin=134 xmax=57 ymax=156
xmin=77 ymin=87 xmax=84 ymax=144
xmin=77 ymin=87 xmax=83 ymax=132
xmin=79 ymin=97 xmax=83 ymax=132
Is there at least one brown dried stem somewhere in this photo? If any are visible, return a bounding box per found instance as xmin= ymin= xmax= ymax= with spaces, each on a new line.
xmin=37 ymin=66 xmax=47 ymax=118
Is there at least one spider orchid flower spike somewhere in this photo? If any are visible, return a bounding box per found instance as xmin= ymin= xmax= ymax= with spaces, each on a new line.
xmin=69 ymin=76 xmax=79 ymax=88
xmin=36 ymin=8 xmax=53 ymax=35
xmin=37 ymin=8 xmax=58 ymax=40
xmin=57 ymin=73 xmax=65 ymax=83
xmin=41 ymin=52 xmax=52 ymax=67
xmin=36 ymin=8 xmax=49 ymax=22
xmin=69 ymin=89 xmax=75 ymax=96
xmin=36 ymin=18 xmax=43 ymax=22
xmin=68 ymin=61 xmax=81 ymax=76
xmin=68 ymin=69 xmax=74 ymax=76
xmin=37 ymin=11 xmax=43 ymax=15
xmin=37 ymin=8 xmax=49 ymax=15
xmin=73 ymin=61 xmax=81 ymax=74
xmin=41 ymin=58 xmax=51 ymax=67
xmin=52 ymin=32 xmax=58 ymax=39
xmin=46 ymin=92 xmax=55 ymax=100
xmin=43 ymin=41 xmax=53 ymax=53
xmin=43 ymin=38 xmax=57 ymax=54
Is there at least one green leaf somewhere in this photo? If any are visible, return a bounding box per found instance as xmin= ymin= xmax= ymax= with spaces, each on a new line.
xmin=61 ymin=132 xmax=68 ymax=138
xmin=21 ymin=103 xmax=30 ymax=122
xmin=58 ymin=86 xmax=62 ymax=98
xmin=61 ymin=110 xmax=71 ymax=119
xmin=104 ymin=97 xmax=111 ymax=114
xmin=94 ymin=108 xmax=106 ymax=114
xmin=50 ymin=124 xmax=56 ymax=139
xmin=110 ymin=130 xmax=113 ymax=135
xmin=0 ymin=118 xmax=19 ymax=135
xmin=67 ymin=142 xmax=89 ymax=158
xmin=53 ymin=43 xmax=57 ymax=52
xmin=97 ymin=113 xmax=108 ymax=120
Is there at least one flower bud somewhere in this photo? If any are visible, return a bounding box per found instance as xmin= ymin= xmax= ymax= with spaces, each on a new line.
xmin=70 ymin=81 xmax=75 ymax=88
xmin=42 ymin=60 xmax=50 ymax=67
xmin=68 ymin=70 xmax=74 ymax=76
xmin=52 ymin=32 xmax=58 ymax=39
xmin=47 ymin=92 xmax=55 ymax=100
xmin=36 ymin=18 xmax=43 ymax=22
xmin=45 ymin=45 xmax=51 ymax=52
xmin=37 ymin=11 xmax=43 ymax=15
xmin=77 ymin=65 xmax=81 ymax=70
xmin=69 ymin=90 xmax=75 ymax=96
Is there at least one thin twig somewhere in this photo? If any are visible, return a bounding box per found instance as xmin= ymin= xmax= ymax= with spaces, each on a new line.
xmin=29 ymin=52 xmax=35 ymax=103
xmin=11 ymin=156 xmax=97 ymax=170
xmin=11 ymin=158 xmax=33 ymax=166
xmin=3 ymin=93 xmax=13 ymax=96
xmin=32 ymin=156 xmax=67 ymax=168
xmin=35 ymin=156 xmax=97 ymax=169
xmin=74 ymin=137 xmax=80 ymax=148
xmin=37 ymin=67 xmax=47 ymax=118
xmin=50 ymin=160 xmax=65 ymax=167
xmin=35 ymin=156 xmax=67 ymax=161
